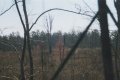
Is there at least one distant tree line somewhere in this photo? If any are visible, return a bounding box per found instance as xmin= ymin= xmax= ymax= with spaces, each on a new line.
xmin=0 ymin=29 xmax=119 ymax=52
xmin=0 ymin=32 xmax=23 ymax=51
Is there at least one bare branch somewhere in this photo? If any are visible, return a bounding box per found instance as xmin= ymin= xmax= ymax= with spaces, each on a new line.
xmin=106 ymin=5 xmax=120 ymax=30
xmin=1 ymin=76 xmax=13 ymax=79
xmin=114 ymin=0 xmax=117 ymax=9
xmin=22 ymin=0 xmax=29 ymax=30
xmin=14 ymin=0 xmax=26 ymax=32
xmin=29 ymin=8 xmax=93 ymax=31
xmin=50 ymin=12 xmax=98 ymax=80
xmin=44 ymin=14 xmax=54 ymax=33
xmin=0 ymin=1 xmax=22 ymax=16
xmin=75 ymin=3 xmax=81 ymax=12
xmin=83 ymin=0 xmax=96 ymax=14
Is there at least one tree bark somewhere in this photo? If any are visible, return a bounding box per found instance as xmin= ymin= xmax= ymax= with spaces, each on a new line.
xmin=98 ymin=0 xmax=114 ymax=80
xmin=114 ymin=0 xmax=120 ymax=80
xmin=20 ymin=33 xmax=26 ymax=80
xmin=27 ymin=32 xmax=33 ymax=80
xmin=22 ymin=0 xmax=33 ymax=80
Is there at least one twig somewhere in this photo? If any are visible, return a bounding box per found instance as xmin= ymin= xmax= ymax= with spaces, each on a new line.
xmin=83 ymin=0 xmax=96 ymax=14
xmin=0 ymin=1 xmax=22 ymax=16
xmin=1 ymin=76 xmax=13 ymax=79
xmin=14 ymin=0 xmax=26 ymax=32
xmin=29 ymin=8 xmax=93 ymax=31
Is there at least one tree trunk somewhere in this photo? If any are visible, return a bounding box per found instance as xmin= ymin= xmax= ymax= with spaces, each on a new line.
xmin=26 ymin=32 xmax=33 ymax=80
xmin=20 ymin=33 xmax=26 ymax=80
xmin=22 ymin=0 xmax=34 ymax=80
xmin=114 ymin=0 xmax=120 ymax=80
xmin=98 ymin=0 xmax=114 ymax=80
xmin=114 ymin=0 xmax=120 ymax=33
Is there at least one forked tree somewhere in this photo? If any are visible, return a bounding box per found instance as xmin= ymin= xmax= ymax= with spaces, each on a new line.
xmin=14 ymin=0 xmax=33 ymax=80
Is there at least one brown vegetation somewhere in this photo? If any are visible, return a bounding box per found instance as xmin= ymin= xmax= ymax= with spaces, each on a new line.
xmin=0 ymin=48 xmax=106 ymax=80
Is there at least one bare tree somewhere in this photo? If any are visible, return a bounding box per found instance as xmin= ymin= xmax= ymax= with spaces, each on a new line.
xmin=98 ymin=0 xmax=114 ymax=80
xmin=114 ymin=0 xmax=120 ymax=80
xmin=14 ymin=0 xmax=33 ymax=80
xmin=76 ymin=1 xmax=115 ymax=80
xmin=0 ymin=1 xmax=26 ymax=80
xmin=44 ymin=14 xmax=54 ymax=54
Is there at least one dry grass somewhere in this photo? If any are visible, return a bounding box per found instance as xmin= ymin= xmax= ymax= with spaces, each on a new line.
xmin=0 ymin=51 xmax=19 ymax=80
xmin=0 ymin=48 xmax=106 ymax=80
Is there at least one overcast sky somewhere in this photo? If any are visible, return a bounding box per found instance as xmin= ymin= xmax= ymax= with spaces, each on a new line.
xmin=0 ymin=0 xmax=118 ymax=36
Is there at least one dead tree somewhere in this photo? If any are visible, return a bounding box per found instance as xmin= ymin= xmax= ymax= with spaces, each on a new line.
xmin=114 ymin=1 xmax=120 ymax=79
xmin=98 ymin=0 xmax=114 ymax=80
xmin=57 ymin=33 xmax=64 ymax=64
xmin=0 ymin=1 xmax=27 ymax=79
xmin=45 ymin=15 xmax=54 ymax=54
xmin=37 ymin=41 xmax=46 ymax=80
xmin=14 ymin=0 xmax=33 ymax=80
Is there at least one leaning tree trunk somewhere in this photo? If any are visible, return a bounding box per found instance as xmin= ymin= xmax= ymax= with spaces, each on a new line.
xmin=98 ymin=0 xmax=114 ymax=80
